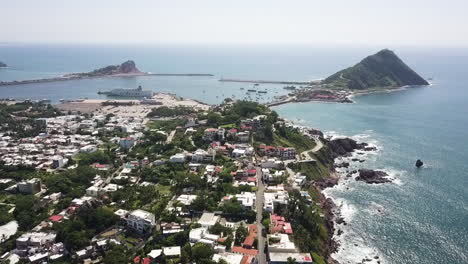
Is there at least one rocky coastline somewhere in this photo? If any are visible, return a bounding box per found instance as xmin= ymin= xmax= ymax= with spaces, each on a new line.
xmin=313 ymin=134 xmax=387 ymax=263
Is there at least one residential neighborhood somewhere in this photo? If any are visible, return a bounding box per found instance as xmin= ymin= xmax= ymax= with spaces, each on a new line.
xmin=0 ymin=100 xmax=332 ymax=264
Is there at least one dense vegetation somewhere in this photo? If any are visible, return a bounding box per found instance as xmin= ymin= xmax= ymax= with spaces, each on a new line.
xmin=0 ymin=102 xmax=59 ymax=138
xmin=324 ymin=49 xmax=429 ymax=90
xmin=147 ymin=106 xmax=196 ymax=118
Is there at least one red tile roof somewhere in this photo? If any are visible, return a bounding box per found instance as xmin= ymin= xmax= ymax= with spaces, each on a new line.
xmin=241 ymin=255 xmax=255 ymax=264
xmin=49 ymin=215 xmax=63 ymax=222
xmin=134 ymin=256 xmax=141 ymax=263
xmin=231 ymin=246 xmax=258 ymax=256
xmin=142 ymin=258 xmax=151 ymax=264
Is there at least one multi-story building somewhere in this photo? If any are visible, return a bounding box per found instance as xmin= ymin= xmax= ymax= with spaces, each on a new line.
xmin=127 ymin=209 xmax=156 ymax=234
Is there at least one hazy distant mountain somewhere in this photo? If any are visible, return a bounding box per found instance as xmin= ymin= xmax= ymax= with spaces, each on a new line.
xmin=324 ymin=49 xmax=429 ymax=90
xmin=0 ymin=61 xmax=7 ymax=67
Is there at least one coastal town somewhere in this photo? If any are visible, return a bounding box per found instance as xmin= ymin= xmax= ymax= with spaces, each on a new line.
xmin=0 ymin=96 xmax=345 ymax=264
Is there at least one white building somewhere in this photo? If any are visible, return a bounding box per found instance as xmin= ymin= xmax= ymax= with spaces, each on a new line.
xmin=267 ymin=233 xmax=297 ymax=253
xmin=17 ymin=178 xmax=42 ymax=194
xmin=198 ymin=212 xmax=220 ymax=228
xmin=176 ymin=194 xmax=198 ymax=206
xmin=170 ymin=153 xmax=186 ymax=163
xmin=234 ymin=192 xmax=256 ymax=210
xmin=127 ymin=209 xmax=156 ymax=234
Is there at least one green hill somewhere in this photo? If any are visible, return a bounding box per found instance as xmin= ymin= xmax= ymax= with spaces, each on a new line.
xmin=323 ymin=49 xmax=429 ymax=90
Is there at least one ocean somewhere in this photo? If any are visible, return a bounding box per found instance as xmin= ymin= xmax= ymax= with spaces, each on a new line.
xmin=1 ymin=44 xmax=467 ymax=263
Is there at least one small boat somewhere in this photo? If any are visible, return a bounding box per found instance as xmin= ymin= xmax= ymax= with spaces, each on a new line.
xmin=247 ymin=89 xmax=256 ymax=92
xmin=258 ymin=91 xmax=267 ymax=94
xmin=283 ymin=85 xmax=296 ymax=90
xmin=254 ymin=83 xmax=260 ymax=86
xmin=240 ymin=87 xmax=244 ymax=90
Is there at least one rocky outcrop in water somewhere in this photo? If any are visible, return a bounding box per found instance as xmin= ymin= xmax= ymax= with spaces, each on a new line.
xmin=0 ymin=61 xmax=7 ymax=68
xmin=356 ymin=169 xmax=391 ymax=184
xmin=415 ymin=159 xmax=424 ymax=168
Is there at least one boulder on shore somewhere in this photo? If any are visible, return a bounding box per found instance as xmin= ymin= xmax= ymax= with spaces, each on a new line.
xmin=415 ymin=159 xmax=424 ymax=168
xmin=356 ymin=169 xmax=392 ymax=184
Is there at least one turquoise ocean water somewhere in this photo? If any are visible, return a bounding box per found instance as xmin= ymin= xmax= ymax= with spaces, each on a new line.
xmin=1 ymin=44 xmax=467 ymax=263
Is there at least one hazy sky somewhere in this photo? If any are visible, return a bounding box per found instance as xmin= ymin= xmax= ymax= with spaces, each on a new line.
xmin=2 ymin=0 xmax=468 ymax=46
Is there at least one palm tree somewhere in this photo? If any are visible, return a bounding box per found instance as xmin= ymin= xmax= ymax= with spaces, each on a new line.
xmin=287 ymin=257 xmax=297 ymax=264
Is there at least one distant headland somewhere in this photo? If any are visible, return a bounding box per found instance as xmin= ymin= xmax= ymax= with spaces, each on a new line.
xmin=268 ymin=49 xmax=430 ymax=106
xmin=0 ymin=60 xmax=213 ymax=86
xmin=0 ymin=61 xmax=7 ymax=68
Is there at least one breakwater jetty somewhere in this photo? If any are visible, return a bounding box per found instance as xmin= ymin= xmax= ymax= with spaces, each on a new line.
xmin=219 ymin=78 xmax=320 ymax=85
xmin=0 ymin=73 xmax=214 ymax=87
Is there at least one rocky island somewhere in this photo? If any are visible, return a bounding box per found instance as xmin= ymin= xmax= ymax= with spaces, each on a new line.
xmin=270 ymin=49 xmax=430 ymax=105
xmin=323 ymin=49 xmax=429 ymax=90
xmin=0 ymin=60 xmax=213 ymax=87
xmin=0 ymin=61 xmax=7 ymax=68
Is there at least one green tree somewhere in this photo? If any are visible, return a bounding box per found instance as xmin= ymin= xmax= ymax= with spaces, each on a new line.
xmin=234 ymin=224 xmax=249 ymax=245
xmin=191 ymin=243 xmax=214 ymax=262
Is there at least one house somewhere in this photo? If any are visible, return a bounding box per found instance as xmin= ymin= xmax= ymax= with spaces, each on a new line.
xmin=120 ymin=137 xmax=135 ymax=150
xmin=176 ymin=194 xmax=197 ymax=206
xmin=198 ymin=212 xmax=220 ymax=228
xmin=163 ymin=246 xmax=181 ymax=258
xmin=161 ymin=222 xmax=185 ymax=236
xmin=267 ymin=233 xmax=297 ymax=253
xmin=170 ymin=153 xmax=186 ymax=163
xmin=52 ymin=155 xmax=67 ymax=169
xmin=80 ymin=145 xmax=97 ymax=153
xmin=148 ymin=249 xmax=163 ymax=260
xmin=17 ymin=178 xmax=42 ymax=194
xmin=86 ymin=186 xmax=100 ymax=197
xmin=269 ymin=252 xmax=313 ymax=264
xmin=127 ymin=209 xmax=156 ymax=234
xmin=191 ymin=149 xmax=216 ymax=163
xmin=217 ymin=128 xmax=226 ymax=140
xmin=261 ymin=158 xmax=283 ymax=169
xmin=234 ymin=192 xmax=256 ymax=210
xmin=203 ymin=128 xmax=218 ymax=141
xmin=242 ymin=224 xmax=258 ymax=249
xmin=264 ymin=190 xmax=289 ymax=213
xmin=270 ymin=214 xmax=293 ymax=234
xmin=213 ymin=252 xmax=245 ymax=264
xmin=227 ymin=128 xmax=238 ymax=139
xmin=277 ymin=147 xmax=296 ymax=160
xmin=237 ymin=132 xmax=250 ymax=142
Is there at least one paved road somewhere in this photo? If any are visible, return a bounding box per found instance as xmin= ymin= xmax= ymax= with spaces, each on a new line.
xmin=256 ymin=165 xmax=267 ymax=264
xmin=300 ymin=137 xmax=323 ymax=160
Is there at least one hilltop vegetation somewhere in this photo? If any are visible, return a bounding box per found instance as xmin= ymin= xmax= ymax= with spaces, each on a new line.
xmin=66 ymin=60 xmax=141 ymax=78
xmin=324 ymin=49 xmax=429 ymax=90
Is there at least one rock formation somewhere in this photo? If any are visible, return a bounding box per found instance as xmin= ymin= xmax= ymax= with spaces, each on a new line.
xmin=328 ymin=138 xmax=373 ymax=158
xmin=415 ymin=159 xmax=424 ymax=168
xmin=0 ymin=61 xmax=7 ymax=68
xmin=356 ymin=169 xmax=392 ymax=184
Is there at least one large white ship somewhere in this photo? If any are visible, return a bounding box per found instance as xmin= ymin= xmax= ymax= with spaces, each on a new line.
xmin=98 ymin=85 xmax=153 ymax=97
